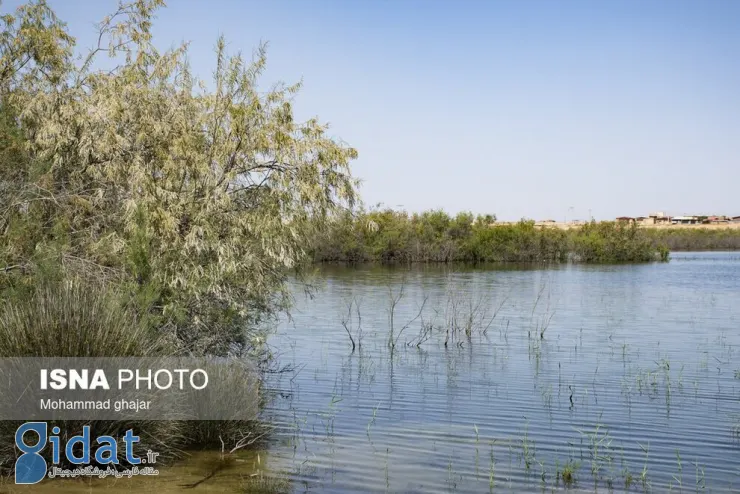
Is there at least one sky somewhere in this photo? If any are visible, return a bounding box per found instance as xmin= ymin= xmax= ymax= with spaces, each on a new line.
xmin=7 ymin=0 xmax=740 ymax=221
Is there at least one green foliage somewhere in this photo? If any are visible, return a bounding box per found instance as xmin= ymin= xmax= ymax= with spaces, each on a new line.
xmin=570 ymin=221 xmax=657 ymax=262
xmin=464 ymin=219 xmax=570 ymax=262
xmin=657 ymin=244 xmax=670 ymax=262
xmin=0 ymin=275 xmax=172 ymax=357
xmin=0 ymin=0 xmax=74 ymax=95
xmin=0 ymin=276 xmax=268 ymax=468
xmin=643 ymin=228 xmax=740 ymax=251
xmin=312 ymin=211 xmax=664 ymax=263
xmin=0 ymin=0 xmax=358 ymax=355
xmin=0 ymin=276 xmax=185 ymax=469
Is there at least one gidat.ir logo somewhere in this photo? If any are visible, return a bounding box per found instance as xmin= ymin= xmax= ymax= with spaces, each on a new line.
xmin=15 ymin=422 xmax=48 ymax=484
xmin=14 ymin=422 xmax=143 ymax=484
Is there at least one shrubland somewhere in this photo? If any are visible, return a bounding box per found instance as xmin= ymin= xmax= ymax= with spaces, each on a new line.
xmin=310 ymin=208 xmax=668 ymax=263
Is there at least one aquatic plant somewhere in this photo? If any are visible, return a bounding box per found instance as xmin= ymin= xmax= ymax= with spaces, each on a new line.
xmin=624 ymin=468 xmax=634 ymax=488
xmin=385 ymin=280 xmax=427 ymax=350
xmin=442 ymin=287 xmax=507 ymax=346
xmin=489 ymin=441 xmax=496 ymax=490
xmin=639 ymin=442 xmax=650 ymax=490
xmin=521 ymin=423 xmax=535 ymax=470
xmin=367 ymin=402 xmax=380 ymax=439
xmin=408 ymin=315 xmax=434 ymax=347
xmin=576 ymin=424 xmax=615 ymax=480
xmin=571 ymin=221 xmax=661 ymax=262
xmin=558 ymin=459 xmax=580 ymax=486
xmin=529 ymin=281 xmax=556 ymax=339
xmin=673 ymin=449 xmax=683 ymax=489
xmin=694 ymin=459 xmax=706 ymax=491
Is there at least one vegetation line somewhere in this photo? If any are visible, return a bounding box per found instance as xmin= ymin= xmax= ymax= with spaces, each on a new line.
xmin=311 ymin=209 xmax=678 ymax=263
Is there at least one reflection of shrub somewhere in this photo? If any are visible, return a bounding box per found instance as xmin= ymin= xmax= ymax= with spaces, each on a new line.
xmin=0 ymin=277 xmax=185 ymax=470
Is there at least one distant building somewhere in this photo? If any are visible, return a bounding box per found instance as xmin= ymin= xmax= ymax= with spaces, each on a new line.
xmin=671 ymin=216 xmax=700 ymax=224
xmin=732 ymin=216 xmax=740 ymax=223
xmin=705 ymin=216 xmax=729 ymax=224
xmin=649 ymin=212 xmax=671 ymax=224
xmin=616 ymin=217 xmax=635 ymax=224
xmin=534 ymin=220 xmax=561 ymax=229
xmin=637 ymin=216 xmax=655 ymax=225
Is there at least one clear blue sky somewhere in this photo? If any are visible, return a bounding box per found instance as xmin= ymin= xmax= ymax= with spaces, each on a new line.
xmin=9 ymin=0 xmax=740 ymax=221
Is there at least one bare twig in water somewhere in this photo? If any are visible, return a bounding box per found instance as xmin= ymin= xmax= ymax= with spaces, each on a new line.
xmin=530 ymin=280 xmax=557 ymax=339
xmin=482 ymin=295 xmax=509 ymax=336
xmin=181 ymin=430 xmax=268 ymax=489
xmin=393 ymin=296 xmax=428 ymax=349
xmin=386 ymin=281 xmax=405 ymax=348
xmin=409 ymin=312 xmax=435 ymax=347
xmin=340 ymin=297 xmax=363 ymax=353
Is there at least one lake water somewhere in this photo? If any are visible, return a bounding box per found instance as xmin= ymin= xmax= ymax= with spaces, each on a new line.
xmin=2 ymin=252 xmax=738 ymax=493
xmin=263 ymin=252 xmax=740 ymax=493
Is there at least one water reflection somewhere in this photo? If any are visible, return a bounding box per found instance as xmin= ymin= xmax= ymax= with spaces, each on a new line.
xmin=0 ymin=450 xmax=282 ymax=494
xmin=266 ymin=253 xmax=740 ymax=492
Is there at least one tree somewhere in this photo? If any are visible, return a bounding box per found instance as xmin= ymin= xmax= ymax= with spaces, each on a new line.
xmin=0 ymin=0 xmax=358 ymax=355
xmin=0 ymin=0 xmax=73 ymax=223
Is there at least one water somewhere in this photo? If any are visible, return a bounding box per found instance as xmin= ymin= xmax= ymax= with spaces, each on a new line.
xmin=0 ymin=450 xmax=272 ymax=493
xmin=264 ymin=252 xmax=740 ymax=492
xmin=2 ymin=253 xmax=738 ymax=493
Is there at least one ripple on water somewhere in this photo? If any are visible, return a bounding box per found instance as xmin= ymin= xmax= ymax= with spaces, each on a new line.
xmin=265 ymin=255 xmax=740 ymax=493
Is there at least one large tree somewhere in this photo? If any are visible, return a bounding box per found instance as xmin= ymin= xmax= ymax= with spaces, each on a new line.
xmin=0 ymin=0 xmax=358 ymax=355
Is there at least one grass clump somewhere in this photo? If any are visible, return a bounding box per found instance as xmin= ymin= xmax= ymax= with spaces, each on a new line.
xmin=557 ymin=459 xmax=579 ymax=486
xmin=0 ymin=276 xmax=175 ymax=358
xmin=0 ymin=277 xmax=184 ymax=471
xmin=0 ymin=277 xmax=270 ymax=472
xmin=624 ymin=469 xmax=634 ymax=488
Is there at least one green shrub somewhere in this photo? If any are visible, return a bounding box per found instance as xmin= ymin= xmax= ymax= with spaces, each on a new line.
xmin=312 ymin=210 xmax=663 ymax=263
xmin=0 ymin=277 xmax=175 ymax=358
xmin=644 ymin=228 xmax=740 ymax=251
xmin=0 ymin=277 xmax=270 ymax=472
xmin=571 ymin=222 xmax=659 ymax=262
xmin=0 ymin=277 xmax=185 ymax=470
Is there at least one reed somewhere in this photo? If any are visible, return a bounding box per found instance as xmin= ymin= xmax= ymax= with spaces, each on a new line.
xmin=0 ymin=277 xmax=183 ymax=469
